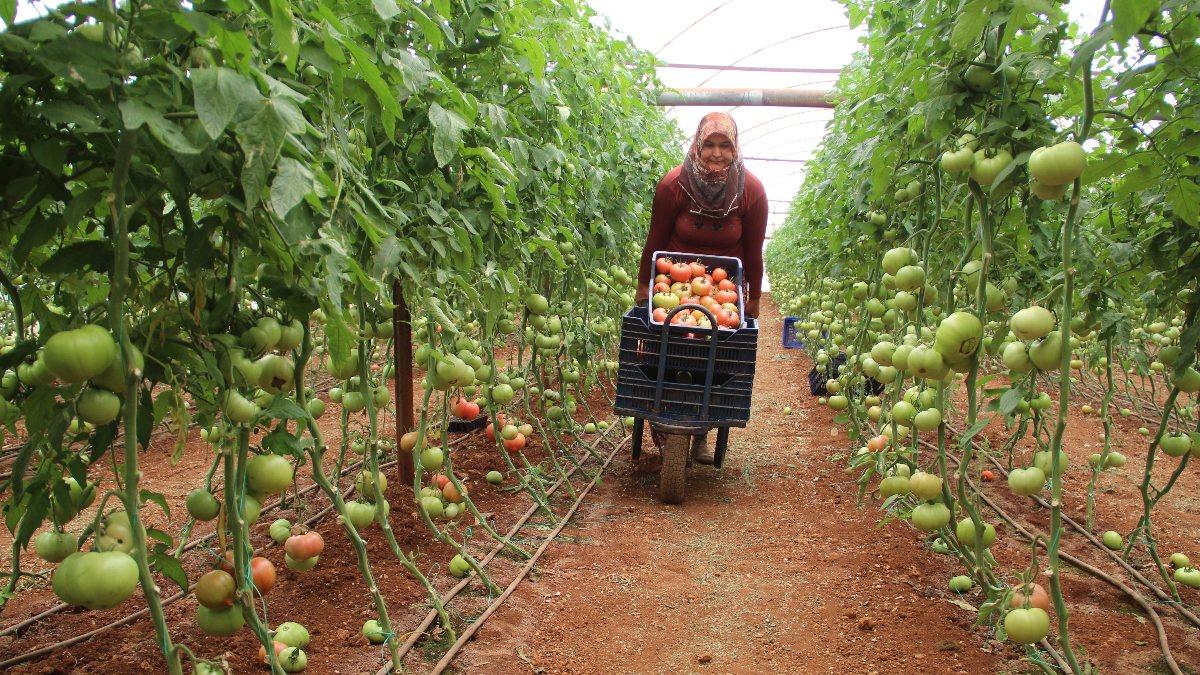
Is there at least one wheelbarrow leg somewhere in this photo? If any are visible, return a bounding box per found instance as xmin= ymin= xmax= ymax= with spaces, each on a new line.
xmin=631 ymin=417 xmax=644 ymax=460
xmin=713 ymin=426 xmax=730 ymax=468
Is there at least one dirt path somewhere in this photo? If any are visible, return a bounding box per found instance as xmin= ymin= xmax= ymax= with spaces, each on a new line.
xmin=458 ymin=298 xmax=1012 ymax=674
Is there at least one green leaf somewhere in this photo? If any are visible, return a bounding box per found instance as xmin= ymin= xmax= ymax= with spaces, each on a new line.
xmin=191 ymin=67 xmax=262 ymax=140
xmin=1167 ymin=179 xmax=1200 ymax=227
xmin=234 ymin=99 xmax=290 ymax=210
xmin=150 ymin=551 xmax=189 ymax=595
xmin=140 ymin=489 xmax=171 ymax=518
xmin=959 ymin=418 xmax=990 ymax=445
xmin=270 ymin=0 xmax=299 ymax=70
xmin=118 ymin=100 xmax=203 ymax=155
xmin=270 ymin=157 xmax=314 ymax=216
xmin=15 ymin=490 xmax=49 ymax=548
xmin=1 ymin=0 xmax=15 ymax=28
xmin=1111 ymin=0 xmax=1158 ymax=43
xmin=342 ymin=39 xmax=400 ymax=138
xmin=263 ymin=396 xmax=307 ymax=420
xmin=41 ymin=240 xmax=112 ymax=275
xmin=950 ymin=1 xmax=990 ymax=52
xmin=40 ymin=101 xmax=105 ymax=132
xmin=428 ymin=102 xmax=468 ymax=167
xmin=371 ymin=0 xmax=401 ymax=20
xmin=146 ymin=527 xmax=173 ymax=546
xmin=998 ymin=388 xmax=1023 ymax=415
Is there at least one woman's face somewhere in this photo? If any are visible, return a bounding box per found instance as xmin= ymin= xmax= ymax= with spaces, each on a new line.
xmin=700 ymin=133 xmax=735 ymax=172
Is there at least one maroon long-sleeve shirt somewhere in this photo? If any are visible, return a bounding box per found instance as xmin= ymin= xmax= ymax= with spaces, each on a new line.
xmin=637 ymin=164 xmax=768 ymax=299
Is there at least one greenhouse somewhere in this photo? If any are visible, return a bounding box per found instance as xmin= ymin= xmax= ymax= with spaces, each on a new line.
xmin=0 ymin=0 xmax=1197 ymax=672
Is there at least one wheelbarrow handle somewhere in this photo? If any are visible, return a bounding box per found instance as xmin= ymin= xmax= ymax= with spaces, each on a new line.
xmin=654 ymin=304 xmax=721 ymax=419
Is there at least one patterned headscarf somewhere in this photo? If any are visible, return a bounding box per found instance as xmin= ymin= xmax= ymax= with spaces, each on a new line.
xmin=680 ymin=112 xmax=746 ymax=220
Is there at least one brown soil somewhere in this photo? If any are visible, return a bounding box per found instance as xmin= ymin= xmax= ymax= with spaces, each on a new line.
xmin=2 ymin=296 xmax=1198 ymax=674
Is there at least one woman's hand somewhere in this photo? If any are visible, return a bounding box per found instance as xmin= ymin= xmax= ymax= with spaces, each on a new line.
xmin=745 ymin=298 xmax=760 ymax=319
xmin=635 ymin=282 xmax=650 ymax=304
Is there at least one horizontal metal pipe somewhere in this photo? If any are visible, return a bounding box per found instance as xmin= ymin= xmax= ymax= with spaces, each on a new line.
xmin=661 ymin=62 xmax=842 ymax=74
xmin=657 ymin=87 xmax=833 ymax=108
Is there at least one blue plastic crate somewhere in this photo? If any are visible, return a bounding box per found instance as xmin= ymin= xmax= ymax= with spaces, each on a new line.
xmin=782 ymin=317 xmax=804 ymax=349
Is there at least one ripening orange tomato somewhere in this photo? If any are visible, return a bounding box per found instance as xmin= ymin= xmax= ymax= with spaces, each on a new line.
xmin=670 ymin=263 xmax=692 ymax=282
xmin=718 ymin=279 xmax=736 ymax=292
xmin=688 ymin=262 xmax=707 ymax=278
xmin=656 ymin=257 xmax=673 ymax=274
xmin=715 ymin=289 xmax=738 ymax=304
xmin=712 ymin=267 xmax=728 ymax=283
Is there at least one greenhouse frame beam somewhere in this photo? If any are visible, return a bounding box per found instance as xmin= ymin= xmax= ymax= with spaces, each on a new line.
xmin=657 ymin=88 xmax=833 ymax=108
xmin=662 ymin=63 xmax=842 ymax=74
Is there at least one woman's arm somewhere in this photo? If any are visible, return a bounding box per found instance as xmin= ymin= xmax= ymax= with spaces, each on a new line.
xmin=742 ymin=179 xmax=768 ymax=317
xmin=636 ymin=171 xmax=680 ymax=302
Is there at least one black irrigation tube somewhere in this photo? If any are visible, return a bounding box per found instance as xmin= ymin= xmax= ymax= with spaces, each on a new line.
xmin=0 ymin=429 xmax=480 ymax=667
xmin=375 ymin=423 xmax=627 ymax=673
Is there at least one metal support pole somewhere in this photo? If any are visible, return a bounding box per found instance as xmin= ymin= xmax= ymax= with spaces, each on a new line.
xmin=656 ymin=88 xmax=833 ymax=108
xmin=392 ymin=280 xmax=415 ymax=488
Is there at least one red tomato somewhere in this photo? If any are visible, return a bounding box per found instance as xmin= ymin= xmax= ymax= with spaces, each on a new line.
xmin=284 ymin=531 xmax=325 ymax=561
xmin=651 ymin=307 xmax=668 ymax=323
xmin=432 ymin=473 xmax=451 ymax=490
xmin=442 ymin=482 xmax=463 ymax=503
xmin=669 ymin=263 xmax=692 ymax=283
xmin=717 ymin=279 xmax=736 ymax=292
xmin=715 ymin=289 xmax=738 ymax=304
xmin=867 ymin=435 xmax=888 ymax=452
xmin=981 ymin=470 xmax=996 ymax=482
xmin=654 ymin=273 xmax=670 ymax=285
xmin=653 ymin=281 xmax=671 ymax=293
xmin=655 ymin=257 xmax=673 ymax=274
xmin=712 ymin=268 xmax=728 ymax=283
xmin=451 ymin=397 xmax=481 ymax=421
xmin=259 ymin=641 xmax=288 ymax=664
xmin=503 ymin=433 xmax=526 ymax=452
xmin=688 ymin=262 xmax=707 ymax=278
xmin=251 ymin=556 xmax=276 ymax=594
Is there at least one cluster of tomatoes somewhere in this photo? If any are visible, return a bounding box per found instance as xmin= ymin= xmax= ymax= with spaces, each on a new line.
xmin=649 ymin=257 xmax=742 ymax=329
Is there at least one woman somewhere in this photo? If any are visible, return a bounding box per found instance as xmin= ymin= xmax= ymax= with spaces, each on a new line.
xmin=636 ymin=111 xmax=767 ymax=321
xmin=635 ymin=111 xmax=767 ymax=464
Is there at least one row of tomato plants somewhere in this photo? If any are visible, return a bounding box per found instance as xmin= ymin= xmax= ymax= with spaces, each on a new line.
xmin=0 ymin=0 xmax=672 ymax=671
xmin=767 ymin=0 xmax=1198 ymax=669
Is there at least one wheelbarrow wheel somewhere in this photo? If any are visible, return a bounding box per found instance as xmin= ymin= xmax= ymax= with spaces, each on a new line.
xmin=658 ymin=432 xmax=688 ymax=504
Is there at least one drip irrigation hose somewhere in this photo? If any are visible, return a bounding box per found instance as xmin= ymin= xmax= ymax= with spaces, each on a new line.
xmin=375 ymin=424 xmax=626 ymax=671
xmin=430 ymin=436 xmax=625 ymax=673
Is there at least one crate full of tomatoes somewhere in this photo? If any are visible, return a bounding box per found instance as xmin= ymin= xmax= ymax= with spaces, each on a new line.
xmin=647 ymin=251 xmax=745 ymax=330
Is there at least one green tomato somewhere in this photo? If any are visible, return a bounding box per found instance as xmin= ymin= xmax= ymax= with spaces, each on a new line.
xmin=307 ymin=398 xmax=326 ymax=419
xmin=949 ymin=575 xmax=973 ymax=593
xmin=1175 ymin=567 xmax=1200 ymax=589
xmin=274 ymin=621 xmax=310 ymax=648
xmin=1007 ymin=467 xmax=1046 ymax=497
xmin=1101 ymin=531 xmax=1123 ymax=550
xmin=186 ymin=489 xmax=221 ymax=521
xmin=933 ymin=312 xmax=982 ymax=365
xmin=343 ymin=501 xmax=376 ymax=530
xmin=35 ymin=530 xmax=77 ymax=563
xmin=279 ymin=647 xmax=307 ymax=673
xmin=42 ymin=325 xmax=118 ymax=383
xmin=363 ymin=619 xmax=387 ymax=644
xmin=955 ymin=518 xmax=997 ymax=548
xmin=1028 ymin=141 xmax=1086 ymax=186
xmin=56 ymin=551 xmax=139 ymax=610
xmin=270 ymin=519 xmax=293 ymax=544
xmin=486 ymin=470 xmax=503 ymax=485
xmin=1004 ymin=607 xmax=1050 ymax=644
xmin=1170 ymin=553 xmax=1190 ymax=568
xmin=247 ymin=453 xmax=294 ymax=495
xmin=284 ymin=553 xmax=319 ymax=571
xmin=448 ymin=553 xmax=472 ymax=578
xmin=911 ymin=503 xmax=951 ymax=532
